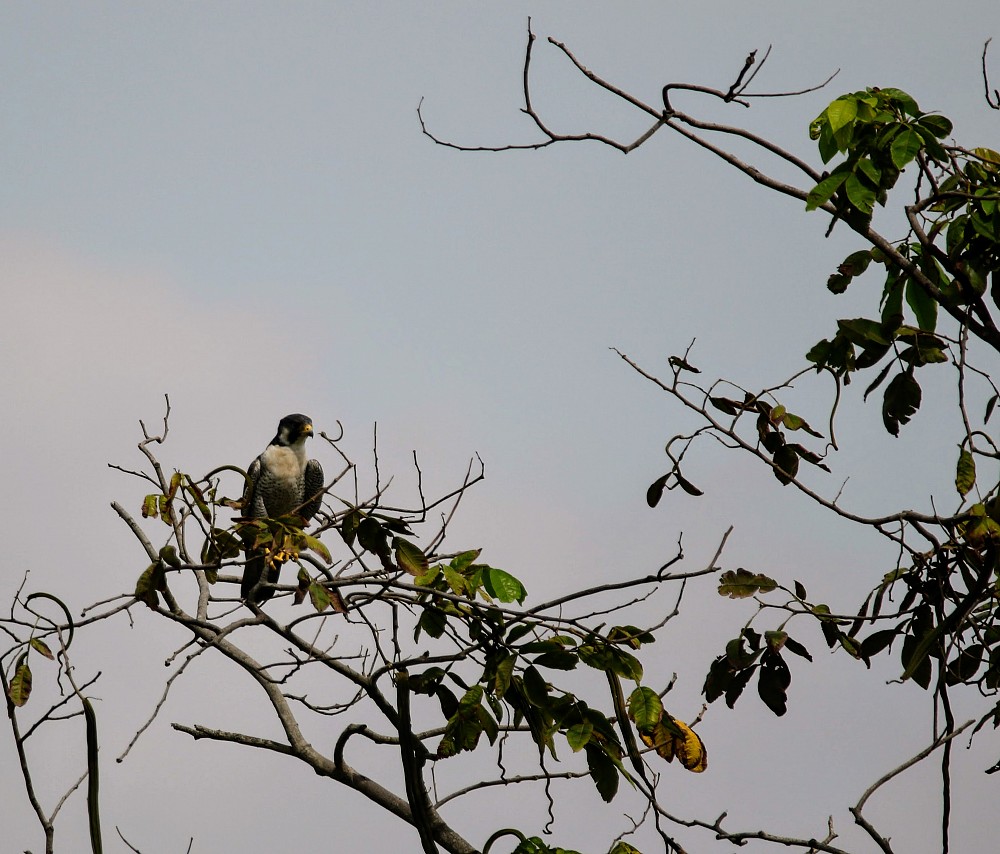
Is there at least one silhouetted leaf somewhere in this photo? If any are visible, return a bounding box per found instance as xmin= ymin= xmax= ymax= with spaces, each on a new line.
xmin=945 ymin=645 xmax=983 ymax=686
xmin=863 ymin=362 xmax=894 ymax=401
xmin=772 ymin=445 xmax=799 ymax=484
xmin=703 ymin=656 xmax=732 ymax=703
xmin=709 ymin=396 xmax=741 ymax=416
xmin=532 ymin=650 xmax=578 ymax=671
xmin=985 ymin=393 xmax=999 ymax=424
xmin=882 ymin=371 xmax=921 ymax=436
xmin=860 ymin=628 xmax=899 ymax=665
xmin=646 ymin=474 xmax=669 ymax=508
xmin=585 ymin=743 xmax=619 ymax=802
xmin=757 ymin=651 xmax=791 ymax=716
xmin=675 ymin=472 xmax=704 ymax=496
xmin=725 ymin=665 xmax=756 ymax=709
xmin=356 ymin=516 xmax=388 ymax=555
xmin=783 ymin=637 xmax=812 ymax=661
xmin=668 ymin=355 xmax=700 ymax=373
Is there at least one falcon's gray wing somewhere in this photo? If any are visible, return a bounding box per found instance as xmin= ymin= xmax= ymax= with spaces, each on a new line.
xmin=301 ymin=459 xmax=324 ymax=521
xmin=242 ymin=456 xmax=265 ymax=519
xmin=240 ymin=455 xmax=268 ymax=601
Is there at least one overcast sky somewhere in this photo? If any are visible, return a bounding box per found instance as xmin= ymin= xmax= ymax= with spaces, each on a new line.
xmin=2 ymin=3 xmax=998 ymax=852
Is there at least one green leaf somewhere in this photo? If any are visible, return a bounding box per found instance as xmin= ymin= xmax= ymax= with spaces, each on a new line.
xmin=566 ymin=720 xmax=594 ymax=752
xmin=890 ymin=127 xmax=923 ymax=169
xmin=628 ymin=686 xmax=663 ymax=731
xmin=839 ymin=249 xmax=873 ymax=277
xmin=960 ymin=503 xmax=1000 ymax=545
xmin=905 ymin=278 xmax=938 ymax=331
xmin=481 ymin=567 xmax=528 ymax=604
xmin=302 ymin=533 xmax=332 ymax=564
xmin=134 ymin=562 xmax=166 ymax=609
xmin=450 ymin=550 xmax=482 ymax=573
xmin=844 ymin=172 xmax=875 ymax=214
xmin=29 ymin=638 xmax=55 ymax=660
xmin=493 ymin=653 xmax=516 ymax=697
xmin=608 ymin=647 xmax=644 ymax=682
xmin=827 ymin=273 xmax=851 ymax=294
xmin=521 ymin=665 xmax=551 ymax=708
xmin=856 ymin=157 xmax=881 ymax=187
xmin=9 ymin=659 xmax=32 ymax=707
xmin=956 ymin=448 xmax=976 ymax=497
xmin=718 ymin=568 xmax=778 ymax=598
xmin=339 ymin=508 xmax=362 ymax=546
xmin=442 ymin=565 xmax=467 ymax=596
xmin=765 ymin=630 xmax=787 ymax=652
xmin=917 ymin=113 xmax=953 ymax=139
xmin=901 ymin=628 xmax=937 ymax=688
xmin=158 ymin=545 xmax=181 ymax=568
xmin=805 ymin=171 xmax=848 ymax=210
xmin=826 ymin=98 xmax=858 ymax=134
xmin=417 ymin=607 xmax=447 ymax=639
xmin=392 ymin=537 xmax=427 ymax=576
xmin=308 ymin=582 xmax=331 ymax=613
xmin=532 ymin=650 xmax=579 ymax=671
xmin=777 ymin=410 xmax=822 ymax=437
xmin=837 ymin=317 xmax=892 ymax=347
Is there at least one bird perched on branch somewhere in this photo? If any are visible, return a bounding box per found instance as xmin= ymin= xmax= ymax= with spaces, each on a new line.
xmin=240 ymin=413 xmax=325 ymax=603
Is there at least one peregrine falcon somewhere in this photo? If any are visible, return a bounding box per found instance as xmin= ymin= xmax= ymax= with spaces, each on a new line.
xmin=240 ymin=413 xmax=325 ymax=603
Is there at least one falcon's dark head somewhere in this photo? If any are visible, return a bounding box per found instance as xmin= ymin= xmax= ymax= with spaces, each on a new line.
xmin=271 ymin=413 xmax=314 ymax=447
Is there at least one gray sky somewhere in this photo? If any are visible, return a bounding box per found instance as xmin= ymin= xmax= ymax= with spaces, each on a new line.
xmin=2 ymin=3 xmax=998 ymax=851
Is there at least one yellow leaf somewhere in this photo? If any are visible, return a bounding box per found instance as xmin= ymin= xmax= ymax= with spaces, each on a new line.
xmin=639 ymin=715 xmax=707 ymax=773
xmin=671 ymin=718 xmax=708 ymax=773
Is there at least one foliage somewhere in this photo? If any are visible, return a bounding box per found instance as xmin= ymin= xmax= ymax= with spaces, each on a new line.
xmin=5 ymin=24 xmax=1000 ymax=854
